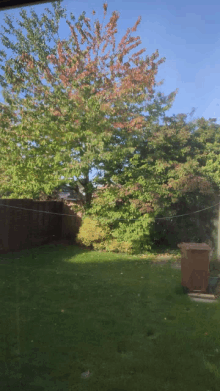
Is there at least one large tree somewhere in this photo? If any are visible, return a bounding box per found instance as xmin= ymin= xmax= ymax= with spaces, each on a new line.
xmin=0 ymin=1 xmax=177 ymax=206
xmin=81 ymin=112 xmax=220 ymax=253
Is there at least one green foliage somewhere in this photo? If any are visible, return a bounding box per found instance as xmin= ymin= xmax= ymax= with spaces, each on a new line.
xmin=93 ymin=239 xmax=133 ymax=254
xmin=75 ymin=194 xmax=154 ymax=254
xmin=191 ymin=117 xmax=220 ymax=188
xmin=75 ymin=216 xmax=111 ymax=247
xmin=75 ymin=215 xmax=135 ymax=254
xmin=1 ymin=3 xmax=219 ymax=255
xmin=80 ymin=184 xmax=155 ymax=254
xmin=104 ymin=240 xmax=134 ymax=254
xmin=92 ymin=241 xmax=107 ymax=252
xmin=0 ymin=1 xmax=176 ymax=203
xmin=80 ymin=112 xmax=220 ymax=253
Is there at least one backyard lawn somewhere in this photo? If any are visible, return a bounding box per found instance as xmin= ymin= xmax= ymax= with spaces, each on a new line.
xmin=1 ymin=242 xmax=220 ymax=390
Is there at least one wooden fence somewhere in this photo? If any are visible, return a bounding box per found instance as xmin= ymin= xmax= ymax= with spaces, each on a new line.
xmin=0 ymin=198 xmax=83 ymax=255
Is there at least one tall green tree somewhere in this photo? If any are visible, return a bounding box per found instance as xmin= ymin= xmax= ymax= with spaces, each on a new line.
xmin=0 ymin=1 xmax=177 ymax=206
xmin=81 ymin=112 xmax=220 ymax=253
xmin=189 ymin=117 xmax=220 ymax=189
xmin=143 ymin=114 xmax=220 ymax=248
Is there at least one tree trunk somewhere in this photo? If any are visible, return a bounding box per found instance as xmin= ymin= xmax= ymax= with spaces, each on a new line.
xmin=85 ymin=173 xmax=92 ymax=206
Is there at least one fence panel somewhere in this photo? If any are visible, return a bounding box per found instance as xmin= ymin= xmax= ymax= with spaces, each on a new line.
xmin=0 ymin=199 xmax=63 ymax=254
xmin=8 ymin=199 xmax=32 ymax=252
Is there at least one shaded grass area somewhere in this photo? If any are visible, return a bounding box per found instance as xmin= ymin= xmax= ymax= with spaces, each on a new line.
xmin=1 ymin=243 xmax=220 ymax=390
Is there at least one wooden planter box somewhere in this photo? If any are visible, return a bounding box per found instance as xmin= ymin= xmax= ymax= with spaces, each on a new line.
xmin=177 ymin=242 xmax=212 ymax=293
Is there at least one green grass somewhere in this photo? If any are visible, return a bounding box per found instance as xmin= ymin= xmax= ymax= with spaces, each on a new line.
xmin=1 ymin=243 xmax=220 ymax=390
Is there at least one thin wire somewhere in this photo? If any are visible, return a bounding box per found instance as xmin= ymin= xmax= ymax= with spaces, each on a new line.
xmin=0 ymin=202 xmax=78 ymax=217
xmin=0 ymin=200 xmax=219 ymax=220
xmin=153 ymin=202 xmax=220 ymax=220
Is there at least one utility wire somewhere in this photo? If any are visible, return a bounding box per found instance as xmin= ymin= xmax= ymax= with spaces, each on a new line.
xmin=152 ymin=202 xmax=220 ymax=220
xmin=0 ymin=200 xmax=219 ymax=220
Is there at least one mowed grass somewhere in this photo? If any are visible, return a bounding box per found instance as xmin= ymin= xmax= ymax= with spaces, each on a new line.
xmin=1 ymin=243 xmax=220 ymax=391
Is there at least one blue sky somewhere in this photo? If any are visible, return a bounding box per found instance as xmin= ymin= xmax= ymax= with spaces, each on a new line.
xmin=0 ymin=0 xmax=220 ymax=187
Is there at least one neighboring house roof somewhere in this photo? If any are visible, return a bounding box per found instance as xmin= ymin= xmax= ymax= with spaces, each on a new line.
xmin=58 ymin=188 xmax=86 ymax=201
xmin=58 ymin=193 xmax=82 ymax=201
xmin=58 ymin=192 xmax=73 ymax=199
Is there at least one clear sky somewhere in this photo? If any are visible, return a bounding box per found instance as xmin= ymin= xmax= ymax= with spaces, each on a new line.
xmin=0 ymin=0 xmax=220 ymax=186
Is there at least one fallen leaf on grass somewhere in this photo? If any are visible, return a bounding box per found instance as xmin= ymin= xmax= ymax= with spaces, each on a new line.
xmin=81 ymin=370 xmax=92 ymax=379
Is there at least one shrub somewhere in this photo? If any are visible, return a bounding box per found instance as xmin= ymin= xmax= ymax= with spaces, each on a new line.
xmin=117 ymin=240 xmax=134 ymax=254
xmin=111 ymin=218 xmax=153 ymax=254
xmin=75 ymin=216 xmax=111 ymax=247
xmin=77 ymin=184 xmax=157 ymax=254
xmin=76 ymin=213 xmax=154 ymax=255
xmin=76 ymin=216 xmax=134 ymax=254
xmin=92 ymin=242 xmax=107 ymax=251
xmin=104 ymin=239 xmax=133 ymax=254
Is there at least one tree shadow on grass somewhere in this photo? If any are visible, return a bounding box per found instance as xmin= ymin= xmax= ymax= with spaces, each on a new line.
xmin=0 ymin=240 xmax=92 ymax=267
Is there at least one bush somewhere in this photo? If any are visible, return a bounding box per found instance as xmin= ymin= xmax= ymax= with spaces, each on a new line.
xmin=104 ymin=239 xmax=133 ymax=254
xmin=75 ymin=216 xmax=111 ymax=248
xmin=92 ymin=242 xmax=107 ymax=251
xmin=95 ymin=239 xmax=134 ymax=255
xmin=75 ymin=216 xmax=135 ymax=254
xmin=76 ymin=214 xmax=154 ymax=255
